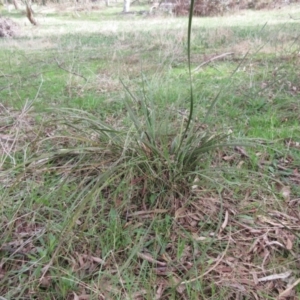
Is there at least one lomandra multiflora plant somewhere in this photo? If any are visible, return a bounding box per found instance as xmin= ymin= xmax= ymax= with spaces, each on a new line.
xmin=5 ymin=0 xmax=247 ymax=256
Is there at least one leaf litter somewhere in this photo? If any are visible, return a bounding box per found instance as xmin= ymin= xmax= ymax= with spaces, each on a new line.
xmin=2 ymin=141 xmax=300 ymax=299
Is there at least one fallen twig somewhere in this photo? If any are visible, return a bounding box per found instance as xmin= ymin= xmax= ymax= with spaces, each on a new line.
xmin=193 ymin=52 xmax=234 ymax=73
xmin=55 ymin=58 xmax=87 ymax=82
xmin=137 ymin=252 xmax=167 ymax=266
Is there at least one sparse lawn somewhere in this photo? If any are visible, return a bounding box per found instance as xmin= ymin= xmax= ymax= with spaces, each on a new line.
xmin=0 ymin=2 xmax=300 ymax=299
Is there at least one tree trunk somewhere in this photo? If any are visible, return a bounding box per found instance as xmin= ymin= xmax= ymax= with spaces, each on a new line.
xmin=25 ymin=1 xmax=37 ymax=25
xmin=123 ymin=0 xmax=130 ymax=12
xmin=12 ymin=0 xmax=19 ymax=10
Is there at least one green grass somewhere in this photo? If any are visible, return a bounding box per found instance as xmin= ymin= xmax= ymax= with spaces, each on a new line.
xmin=1 ymin=3 xmax=300 ymax=299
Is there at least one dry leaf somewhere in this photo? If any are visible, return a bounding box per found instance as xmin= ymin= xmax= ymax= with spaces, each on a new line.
xmin=280 ymin=186 xmax=291 ymax=201
xmin=278 ymin=278 xmax=300 ymax=299
xmin=126 ymin=289 xmax=147 ymax=300
xmin=251 ymin=272 xmax=259 ymax=285
xmin=285 ymin=238 xmax=293 ymax=250
xmin=235 ymin=146 xmax=250 ymax=158
xmin=257 ymin=271 xmax=291 ymax=282
xmin=237 ymin=161 xmax=244 ymax=169
xmin=127 ymin=209 xmax=168 ymax=217
xmin=219 ymin=210 xmax=229 ymax=234
xmin=91 ymin=256 xmax=105 ymax=264
xmin=78 ymin=295 xmax=90 ymax=300
xmin=175 ymin=207 xmax=186 ymax=219
xmin=77 ymin=253 xmax=85 ymax=269
xmin=137 ymin=252 xmax=166 ymax=266
xmin=176 ymin=283 xmax=186 ymax=294
xmin=222 ymin=154 xmax=236 ymax=161
xmin=73 ymin=292 xmax=80 ymax=300
xmin=257 ymin=215 xmax=284 ymax=228
xmin=0 ymin=134 xmax=15 ymax=141
xmin=39 ymin=276 xmax=52 ymax=288
xmin=266 ymin=241 xmax=285 ymax=248
xmin=155 ymin=283 xmax=164 ymax=300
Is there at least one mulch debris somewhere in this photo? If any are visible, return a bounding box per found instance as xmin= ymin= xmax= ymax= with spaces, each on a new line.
xmin=0 ymin=16 xmax=19 ymax=38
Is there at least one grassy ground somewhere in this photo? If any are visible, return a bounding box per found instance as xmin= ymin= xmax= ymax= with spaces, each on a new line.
xmin=1 ymin=2 xmax=300 ymax=299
